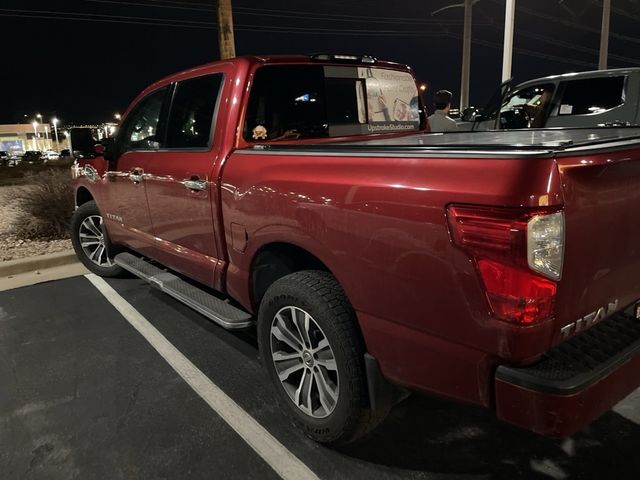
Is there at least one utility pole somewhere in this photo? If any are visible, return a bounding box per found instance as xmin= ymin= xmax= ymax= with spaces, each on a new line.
xmin=598 ymin=0 xmax=611 ymax=69
xmin=217 ymin=0 xmax=236 ymax=60
xmin=432 ymin=0 xmax=478 ymax=111
xmin=502 ymin=0 xmax=516 ymax=81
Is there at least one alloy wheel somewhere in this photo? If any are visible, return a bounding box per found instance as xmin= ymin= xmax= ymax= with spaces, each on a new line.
xmin=78 ymin=215 xmax=113 ymax=267
xmin=270 ymin=306 xmax=339 ymax=418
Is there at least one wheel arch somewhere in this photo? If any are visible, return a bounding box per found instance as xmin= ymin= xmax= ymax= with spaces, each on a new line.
xmin=249 ymin=241 xmax=335 ymax=310
xmin=75 ymin=186 xmax=94 ymax=207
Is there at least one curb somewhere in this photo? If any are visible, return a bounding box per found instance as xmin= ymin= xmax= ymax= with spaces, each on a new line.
xmin=0 ymin=250 xmax=79 ymax=277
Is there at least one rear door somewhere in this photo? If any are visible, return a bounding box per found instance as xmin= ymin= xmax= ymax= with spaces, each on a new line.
xmin=143 ymin=72 xmax=225 ymax=286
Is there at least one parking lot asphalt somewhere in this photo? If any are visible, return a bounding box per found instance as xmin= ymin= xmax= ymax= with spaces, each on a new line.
xmin=2 ymin=275 xmax=640 ymax=480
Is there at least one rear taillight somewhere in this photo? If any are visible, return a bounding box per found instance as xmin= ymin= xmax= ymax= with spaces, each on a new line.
xmin=447 ymin=205 xmax=564 ymax=325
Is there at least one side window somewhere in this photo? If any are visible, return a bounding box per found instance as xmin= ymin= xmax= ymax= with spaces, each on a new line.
xmin=557 ymin=76 xmax=625 ymax=115
xmin=166 ymin=74 xmax=223 ymax=149
xmin=119 ymin=87 xmax=168 ymax=151
xmin=244 ymin=66 xmax=328 ymax=141
xmin=499 ymin=83 xmax=555 ymax=128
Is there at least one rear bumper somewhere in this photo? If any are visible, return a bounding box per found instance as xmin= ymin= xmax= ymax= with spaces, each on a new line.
xmin=495 ymin=309 xmax=640 ymax=437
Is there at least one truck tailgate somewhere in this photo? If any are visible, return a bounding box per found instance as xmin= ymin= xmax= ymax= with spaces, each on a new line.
xmin=554 ymin=144 xmax=640 ymax=345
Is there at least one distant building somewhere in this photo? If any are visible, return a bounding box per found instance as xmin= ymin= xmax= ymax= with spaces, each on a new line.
xmin=0 ymin=124 xmax=69 ymax=153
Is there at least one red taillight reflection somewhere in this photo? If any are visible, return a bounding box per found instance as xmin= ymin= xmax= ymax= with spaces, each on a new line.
xmin=478 ymin=259 xmax=556 ymax=324
xmin=447 ymin=205 xmax=560 ymax=325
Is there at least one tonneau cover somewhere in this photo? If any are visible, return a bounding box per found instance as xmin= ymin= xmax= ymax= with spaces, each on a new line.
xmin=250 ymin=128 xmax=640 ymax=155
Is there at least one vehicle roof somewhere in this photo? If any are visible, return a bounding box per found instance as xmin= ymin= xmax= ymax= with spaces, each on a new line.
xmin=147 ymin=54 xmax=413 ymax=90
xmin=515 ymin=67 xmax=640 ymax=89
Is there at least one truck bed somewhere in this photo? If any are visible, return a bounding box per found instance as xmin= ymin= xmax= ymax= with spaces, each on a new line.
xmin=248 ymin=127 xmax=640 ymax=157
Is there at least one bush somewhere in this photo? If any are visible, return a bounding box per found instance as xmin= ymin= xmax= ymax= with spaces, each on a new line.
xmin=0 ymin=161 xmax=73 ymax=186
xmin=11 ymin=169 xmax=74 ymax=240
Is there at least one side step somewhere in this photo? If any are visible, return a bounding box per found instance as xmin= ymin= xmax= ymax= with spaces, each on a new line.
xmin=114 ymin=252 xmax=253 ymax=330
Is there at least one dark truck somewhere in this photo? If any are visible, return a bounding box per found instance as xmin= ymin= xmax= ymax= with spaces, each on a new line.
xmin=71 ymin=54 xmax=640 ymax=445
xmin=460 ymin=67 xmax=640 ymax=130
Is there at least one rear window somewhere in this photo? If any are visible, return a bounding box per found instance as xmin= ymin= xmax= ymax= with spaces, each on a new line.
xmin=244 ymin=65 xmax=420 ymax=142
xmin=166 ymin=73 xmax=223 ymax=149
xmin=557 ymin=76 xmax=625 ymax=115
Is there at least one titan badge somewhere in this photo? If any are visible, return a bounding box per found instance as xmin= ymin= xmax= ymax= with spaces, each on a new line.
xmin=105 ymin=213 xmax=123 ymax=223
xmin=561 ymin=299 xmax=619 ymax=339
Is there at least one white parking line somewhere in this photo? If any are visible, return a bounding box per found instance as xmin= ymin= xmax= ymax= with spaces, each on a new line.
xmin=85 ymin=274 xmax=320 ymax=480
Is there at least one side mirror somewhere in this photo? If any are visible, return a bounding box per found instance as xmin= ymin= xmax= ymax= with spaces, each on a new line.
xmin=70 ymin=128 xmax=98 ymax=159
xmin=461 ymin=107 xmax=478 ymax=122
xmin=94 ymin=143 xmax=105 ymax=156
xmin=101 ymin=137 xmax=117 ymax=168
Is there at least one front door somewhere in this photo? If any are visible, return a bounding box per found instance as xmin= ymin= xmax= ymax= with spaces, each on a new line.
xmin=143 ymin=73 xmax=225 ymax=286
xmin=104 ymin=85 xmax=170 ymax=256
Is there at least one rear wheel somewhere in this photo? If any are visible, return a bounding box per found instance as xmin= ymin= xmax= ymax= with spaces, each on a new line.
xmin=71 ymin=201 xmax=124 ymax=277
xmin=257 ymin=270 xmax=386 ymax=445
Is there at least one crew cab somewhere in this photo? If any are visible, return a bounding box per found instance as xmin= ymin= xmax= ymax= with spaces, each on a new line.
xmin=71 ymin=54 xmax=640 ymax=445
xmin=460 ymin=67 xmax=640 ymax=130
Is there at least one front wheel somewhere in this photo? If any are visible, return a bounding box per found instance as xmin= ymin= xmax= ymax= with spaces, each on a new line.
xmin=70 ymin=200 xmax=124 ymax=277
xmin=257 ymin=270 xmax=386 ymax=445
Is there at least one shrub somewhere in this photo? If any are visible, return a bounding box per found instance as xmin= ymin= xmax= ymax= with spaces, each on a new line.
xmin=0 ymin=161 xmax=73 ymax=186
xmin=11 ymin=169 xmax=74 ymax=240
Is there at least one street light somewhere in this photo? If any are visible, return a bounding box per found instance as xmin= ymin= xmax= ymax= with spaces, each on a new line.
xmin=114 ymin=113 xmax=121 ymax=121
xmin=52 ymin=117 xmax=60 ymax=151
xmin=32 ymin=121 xmax=38 ymax=150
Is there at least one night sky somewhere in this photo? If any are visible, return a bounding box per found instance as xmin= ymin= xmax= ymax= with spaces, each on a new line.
xmin=2 ymin=0 xmax=639 ymax=124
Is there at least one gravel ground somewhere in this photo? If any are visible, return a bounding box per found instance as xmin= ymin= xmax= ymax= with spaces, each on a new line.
xmin=0 ymin=186 xmax=72 ymax=262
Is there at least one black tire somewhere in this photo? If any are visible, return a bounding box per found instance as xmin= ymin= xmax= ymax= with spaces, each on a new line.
xmin=257 ymin=270 xmax=387 ymax=445
xmin=71 ymin=200 xmax=124 ymax=277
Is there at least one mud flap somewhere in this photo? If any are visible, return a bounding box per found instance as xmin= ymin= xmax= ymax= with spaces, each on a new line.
xmin=364 ymin=353 xmax=409 ymax=413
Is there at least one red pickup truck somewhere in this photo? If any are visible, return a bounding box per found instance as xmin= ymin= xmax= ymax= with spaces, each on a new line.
xmin=70 ymin=54 xmax=640 ymax=445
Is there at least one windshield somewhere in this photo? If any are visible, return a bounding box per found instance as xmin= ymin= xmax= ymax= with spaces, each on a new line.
xmin=244 ymin=65 xmax=421 ymax=142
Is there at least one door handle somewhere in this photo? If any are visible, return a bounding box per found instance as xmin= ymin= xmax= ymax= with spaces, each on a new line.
xmin=129 ymin=167 xmax=144 ymax=183
xmin=182 ymin=177 xmax=208 ymax=191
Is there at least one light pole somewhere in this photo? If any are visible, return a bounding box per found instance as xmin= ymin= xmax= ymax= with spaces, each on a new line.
xmin=52 ymin=117 xmax=60 ymax=151
xmin=599 ymin=0 xmax=611 ymax=69
xmin=502 ymin=0 xmax=516 ymax=81
xmin=32 ymin=121 xmax=38 ymax=150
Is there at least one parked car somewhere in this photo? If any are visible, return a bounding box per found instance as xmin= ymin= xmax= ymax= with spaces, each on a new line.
xmin=59 ymin=149 xmax=72 ymax=161
xmin=459 ymin=67 xmax=640 ymax=130
xmin=70 ymin=54 xmax=640 ymax=444
xmin=2 ymin=151 xmax=20 ymax=167
xmin=22 ymin=150 xmax=44 ymax=164
xmin=42 ymin=150 xmax=60 ymax=161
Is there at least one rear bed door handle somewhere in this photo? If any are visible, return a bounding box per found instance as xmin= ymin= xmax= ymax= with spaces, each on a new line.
xmin=182 ymin=178 xmax=208 ymax=191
